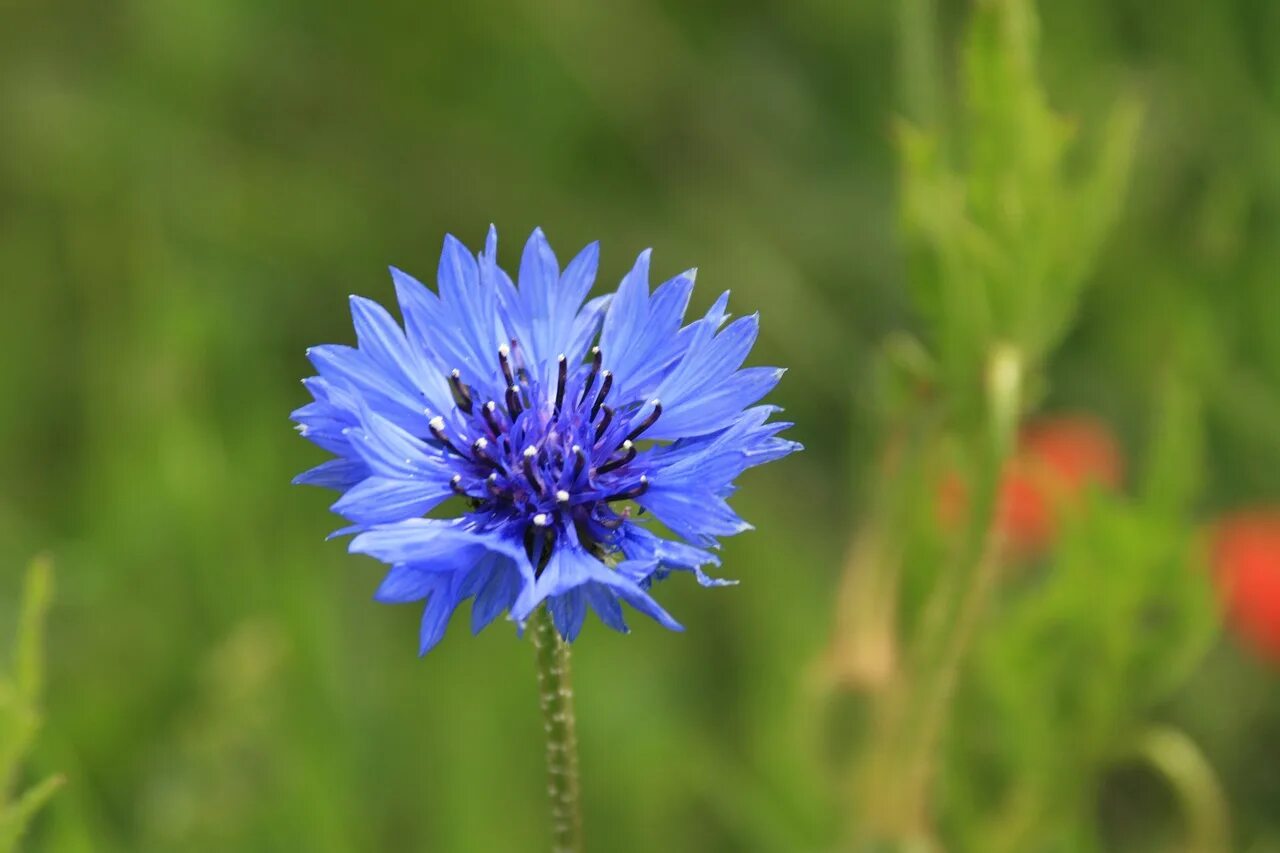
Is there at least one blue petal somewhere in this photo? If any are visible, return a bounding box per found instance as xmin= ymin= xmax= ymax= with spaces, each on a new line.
xmin=488 ymin=228 xmax=602 ymax=394
xmin=438 ymin=235 xmax=501 ymax=375
xmin=351 ymin=519 xmax=533 ymax=580
xmin=349 ymin=295 xmax=455 ymax=420
xmin=643 ymin=405 xmax=800 ymax=492
xmin=292 ymin=458 xmax=369 ymax=490
xmin=512 ymin=532 xmax=682 ymax=634
xmin=292 ymin=377 xmax=364 ymax=456
xmin=655 ymin=366 xmax=785 ymax=440
xmin=598 ymin=250 xmax=651 ymax=372
xmin=584 ymin=583 xmax=629 ymax=633
xmin=307 ymin=344 xmax=429 ymax=435
xmin=391 ymin=266 xmax=489 ymax=389
xmin=516 ymin=228 xmax=561 ymax=370
xmin=599 ymin=254 xmax=702 ymax=402
xmin=470 ymin=553 xmax=522 ymax=633
xmin=419 ymin=573 xmax=467 ymax=654
xmin=331 ymin=476 xmax=454 ymax=525
xmin=637 ymin=488 xmax=751 ymax=546
xmin=561 ymin=294 xmax=611 ymax=372
xmin=559 ymin=242 xmax=600 ymax=328
xmin=615 ymin=521 xmax=733 ymax=587
xmin=342 ymin=404 xmax=448 ymax=480
xmin=374 ymin=563 xmax=439 ymax=603
xmin=549 ymin=588 xmax=587 ymax=642
xmin=647 ymin=313 xmax=780 ymax=440
xmin=359 ymin=522 xmax=537 ymax=653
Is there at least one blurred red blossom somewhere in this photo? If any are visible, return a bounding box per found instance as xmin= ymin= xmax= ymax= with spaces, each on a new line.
xmin=1210 ymin=510 xmax=1280 ymax=666
xmin=938 ymin=415 xmax=1124 ymax=557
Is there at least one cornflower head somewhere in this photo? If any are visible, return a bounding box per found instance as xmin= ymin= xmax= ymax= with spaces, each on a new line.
xmin=293 ymin=227 xmax=799 ymax=652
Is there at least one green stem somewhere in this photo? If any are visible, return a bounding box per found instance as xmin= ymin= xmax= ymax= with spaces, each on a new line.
xmin=1133 ymin=727 xmax=1231 ymax=853
xmin=531 ymin=605 xmax=582 ymax=853
xmin=897 ymin=0 xmax=942 ymax=129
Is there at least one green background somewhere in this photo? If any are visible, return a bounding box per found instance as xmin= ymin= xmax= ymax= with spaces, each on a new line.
xmin=2 ymin=0 xmax=1279 ymax=850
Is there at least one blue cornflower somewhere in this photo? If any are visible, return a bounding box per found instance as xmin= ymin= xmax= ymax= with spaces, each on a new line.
xmin=293 ymin=227 xmax=799 ymax=652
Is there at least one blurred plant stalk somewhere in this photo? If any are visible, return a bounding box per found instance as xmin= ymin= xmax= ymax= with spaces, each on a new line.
xmin=823 ymin=0 xmax=1157 ymax=847
xmin=1133 ymin=726 xmax=1231 ymax=853
xmin=844 ymin=346 xmax=1022 ymax=849
xmin=0 ymin=556 xmax=63 ymax=853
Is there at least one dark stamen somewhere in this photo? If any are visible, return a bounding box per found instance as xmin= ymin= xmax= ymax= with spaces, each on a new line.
xmin=482 ymin=401 xmax=503 ymax=436
xmin=486 ymin=472 xmax=503 ymax=498
xmin=522 ymin=446 xmax=544 ymax=495
xmin=531 ymin=523 xmax=557 ymax=578
xmin=605 ymin=474 xmax=648 ymax=502
xmin=598 ymin=440 xmax=635 ymax=475
xmin=570 ymin=444 xmax=587 ymax=484
xmin=428 ymin=416 xmax=461 ymax=455
xmin=553 ymin=354 xmax=567 ymax=414
xmin=591 ymin=371 xmax=613 ymax=419
xmin=594 ymin=405 xmax=614 ymax=442
xmin=505 ymin=385 xmax=524 ymax=418
xmin=448 ymin=369 xmax=473 ymax=414
xmin=580 ymin=347 xmax=602 ymax=405
xmin=472 ymin=437 xmax=501 ymax=469
xmin=524 ymin=525 xmax=538 ymax=565
xmin=624 ymin=400 xmax=663 ymax=444
xmin=498 ymin=344 xmax=515 ymax=387
xmin=450 ymin=474 xmax=467 ymax=496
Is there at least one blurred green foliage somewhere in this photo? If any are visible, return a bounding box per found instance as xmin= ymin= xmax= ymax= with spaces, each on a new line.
xmin=897 ymin=0 xmax=1140 ymax=409
xmin=2 ymin=0 xmax=1280 ymax=851
xmin=0 ymin=558 xmax=62 ymax=853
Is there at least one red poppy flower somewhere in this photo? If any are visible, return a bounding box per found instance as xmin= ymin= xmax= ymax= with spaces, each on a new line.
xmin=1210 ymin=510 xmax=1280 ymax=665
xmin=938 ymin=415 xmax=1124 ymax=556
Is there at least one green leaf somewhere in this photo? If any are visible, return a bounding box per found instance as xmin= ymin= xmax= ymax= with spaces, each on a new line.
xmin=15 ymin=556 xmax=53 ymax=706
xmin=0 ymin=774 xmax=65 ymax=853
xmin=0 ymin=557 xmax=60 ymax=851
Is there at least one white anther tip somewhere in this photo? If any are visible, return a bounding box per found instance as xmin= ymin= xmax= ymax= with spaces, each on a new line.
xmin=498 ymin=344 xmax=509 ymax=356
xmin=555 ymin=490 xmax=571 ymax=503
xmin=622 ymin=439 xmax=633 ymax=450
xmin=571 ymin=444 xmax=582 ymax=454
xmin=532 ymin=513 xmax=550 ymax=527
xmin=523 ymin=445 xmax=538 ymax=458
xmin=640 ymin=474 xmax=649 ymax=483
xmin=450 ymin=474 xmax=462 ymax=483
xmin=485 ymin=400 xmax=497 ymax=412
xmin=557 ymin=353 xmax=566 ymax=362
xmin=428 ymin=416 xmax=445 ymax=430
xmin=474 ymin=437 xmax=488 ymax=449
xmin=450 ymin=368 xmax=461 ymax=379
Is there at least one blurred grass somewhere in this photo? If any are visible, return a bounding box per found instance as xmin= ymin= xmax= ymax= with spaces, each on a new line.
xmin=1 ymin=0 xmax=1279 ymax=850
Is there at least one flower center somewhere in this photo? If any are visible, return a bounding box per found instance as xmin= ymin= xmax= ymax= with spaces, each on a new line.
xmin=426 ymin=343 xmax=662 ymax=551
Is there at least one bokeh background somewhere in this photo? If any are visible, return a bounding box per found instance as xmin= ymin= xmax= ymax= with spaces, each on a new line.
xmin=2 ymin=0 xmax=1280 ymax=850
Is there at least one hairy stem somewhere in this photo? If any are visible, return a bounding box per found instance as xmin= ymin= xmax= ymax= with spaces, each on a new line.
xmin=531 ymin=605 xmax=582 ymax=853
